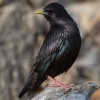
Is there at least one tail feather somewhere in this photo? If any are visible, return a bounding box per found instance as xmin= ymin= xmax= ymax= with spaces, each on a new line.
xmin=18 ymin=69 xmax=47 ymax=98
xmin=18 ymin=85 xmax=28 ymax=98
xmin=18 ymin=71 xmax=39 ymax=98
xmin=19 ymin=76 xmax=33 ymax=98
xmin=27 ymin=77 xmax=46 ymax=96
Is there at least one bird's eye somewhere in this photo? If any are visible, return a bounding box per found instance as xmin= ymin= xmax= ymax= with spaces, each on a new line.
xmin=46 ymin=9 xmax=54 ymax=13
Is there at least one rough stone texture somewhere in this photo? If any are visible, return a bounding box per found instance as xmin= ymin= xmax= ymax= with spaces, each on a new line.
xmin=0 ymin=0 xmax=100 ymax=100
xmin=27 ymin=0 xmax=58 ymax=8
xmin=0 ymin=0 xmax=58 ymax=7
xmin=0 ymin=1 xmax=48 ymax=100
xmin=32 ymin=83 xmax=100 ymax=100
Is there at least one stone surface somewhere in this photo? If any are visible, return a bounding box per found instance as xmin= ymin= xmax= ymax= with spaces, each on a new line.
xmin=0 ymin=1 xmax=48 ymax=100
xmin=32 ymin=83 xmax=100 ymax=100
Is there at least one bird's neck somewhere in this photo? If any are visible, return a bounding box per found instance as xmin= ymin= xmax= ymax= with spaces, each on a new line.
xmin=50 ymin=20 xmax=80 ymax=38
xmin=49 ymin=19 xmax=67 ymax=26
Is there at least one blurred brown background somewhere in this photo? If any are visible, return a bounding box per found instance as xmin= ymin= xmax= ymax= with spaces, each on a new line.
xmin=0 ymin=0 xmax=100 ymax=100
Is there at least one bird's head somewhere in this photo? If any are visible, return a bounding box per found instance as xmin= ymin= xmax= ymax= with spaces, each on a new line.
xmin=35 ymin=2 xmax=69 ymax=25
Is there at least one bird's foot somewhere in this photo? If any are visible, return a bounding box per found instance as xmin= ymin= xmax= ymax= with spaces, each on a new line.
xmin=47 ymin=75 xmax=74 ymax=90
xmin=50 ymin=83 xmax=74 ymax=89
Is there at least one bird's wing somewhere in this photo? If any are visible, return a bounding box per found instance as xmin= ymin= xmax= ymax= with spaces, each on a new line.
xmin=34 ymin=36 xmax=63 ymax=75
xmin=19 ymin=35 xmax=64 ymax=98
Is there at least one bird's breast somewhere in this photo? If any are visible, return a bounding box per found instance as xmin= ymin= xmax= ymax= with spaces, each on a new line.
xmin=48 ymin=34 xmax=81 ymax=77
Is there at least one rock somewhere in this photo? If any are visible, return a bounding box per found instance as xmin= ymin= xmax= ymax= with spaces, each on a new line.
xmin=0 ymin=0 xmax=14 ymax=6
xmin=31 ymin=83 xmax=100 ymax=100
xmin=0 ymin=1 xmax=48 ymax=100
xmin=27 ymin=0 xmax=58 ymax=8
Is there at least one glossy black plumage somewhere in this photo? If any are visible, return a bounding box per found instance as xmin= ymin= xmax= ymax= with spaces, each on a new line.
xmin=19 ymin=2 xmax=81 ymax=98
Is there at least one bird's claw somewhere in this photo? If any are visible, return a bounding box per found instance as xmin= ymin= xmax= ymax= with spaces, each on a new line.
xmin=50 ymin=83 xmax=74 ymax=89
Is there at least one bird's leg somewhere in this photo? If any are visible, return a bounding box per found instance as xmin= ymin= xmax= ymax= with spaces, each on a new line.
xmin=47 ymin=75 xmax=74 ymax=90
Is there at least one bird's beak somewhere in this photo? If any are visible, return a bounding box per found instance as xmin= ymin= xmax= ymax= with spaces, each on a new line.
xmin=35 ymin=11 xmax=44 ymax=15
xmin=35 ymin=11 xmax=48 ymax=16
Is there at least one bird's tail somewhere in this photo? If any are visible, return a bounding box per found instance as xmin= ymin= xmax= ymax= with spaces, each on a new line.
xmin=18 ymin=83 xmax=29 ymax=98
xmin=18 ymin=72 xmax=35 ymax=98
xmin=18 ymin=70 xmax=45 ymax=98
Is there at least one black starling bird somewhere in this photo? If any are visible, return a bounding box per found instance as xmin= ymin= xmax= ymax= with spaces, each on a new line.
xmin=19 ymin=2 xmax=81 ymax=98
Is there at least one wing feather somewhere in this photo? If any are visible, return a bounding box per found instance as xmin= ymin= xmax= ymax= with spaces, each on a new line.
xmin=19 ymin=33 xmax=64 ymax=98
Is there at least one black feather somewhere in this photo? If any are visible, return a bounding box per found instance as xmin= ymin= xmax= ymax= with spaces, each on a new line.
xmin=19 ymin=2 xmax=81 ymax=98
